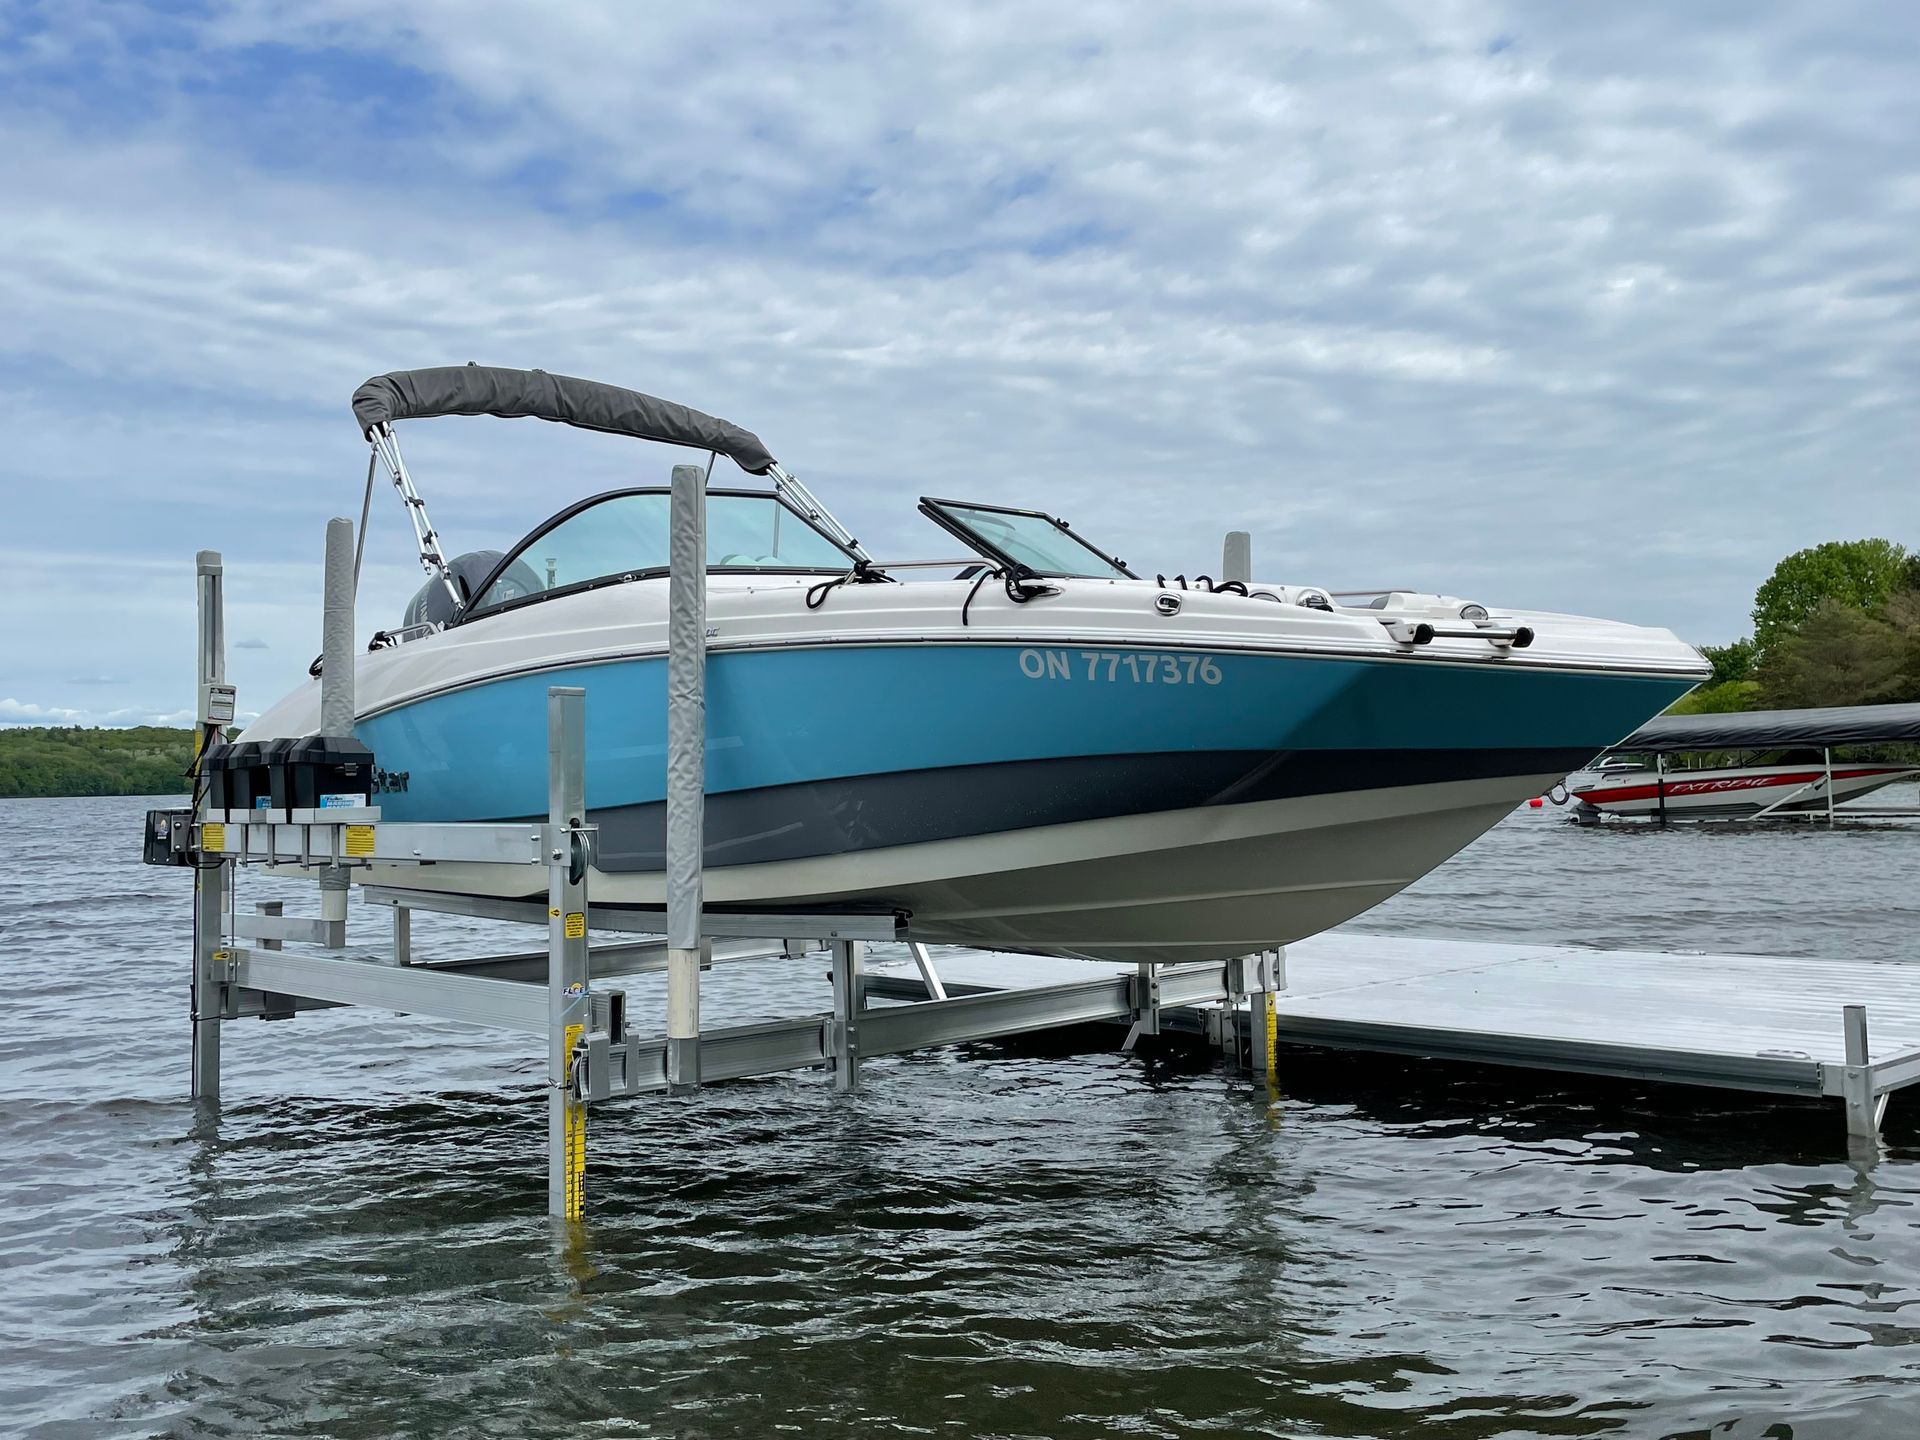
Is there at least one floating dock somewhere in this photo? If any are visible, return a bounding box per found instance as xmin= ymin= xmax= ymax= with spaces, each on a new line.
xmin=869 ymin=935 xmax=1920 ymax=1142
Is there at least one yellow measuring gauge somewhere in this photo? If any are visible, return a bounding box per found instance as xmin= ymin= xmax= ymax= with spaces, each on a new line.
xmin=562 ymin=1022 xmax=586 ymax=1221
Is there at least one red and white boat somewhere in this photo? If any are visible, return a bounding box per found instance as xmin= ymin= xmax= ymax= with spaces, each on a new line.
xmin=1556 ymin=702 xmax=1920 ymax=821
xmin=1569 ymin=757 xmax=1918 ymax=818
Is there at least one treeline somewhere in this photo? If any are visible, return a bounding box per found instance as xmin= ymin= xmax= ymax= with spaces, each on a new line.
xmin=0 ymin=726 xmax=195 ymax=798
xmin=1678 ymin=538 xmax=1920 ymax=716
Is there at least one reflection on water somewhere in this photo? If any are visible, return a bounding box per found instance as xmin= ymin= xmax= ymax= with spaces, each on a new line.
xmin=3 ymin=794 xmax=1919 ymax=1437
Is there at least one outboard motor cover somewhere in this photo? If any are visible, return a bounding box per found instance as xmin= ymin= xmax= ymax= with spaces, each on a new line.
xmin=401 ymin=550 xmax=536 ymax=629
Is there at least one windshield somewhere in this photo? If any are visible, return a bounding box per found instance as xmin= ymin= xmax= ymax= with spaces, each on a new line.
xmin=465 ymin=489 xmax=855 ymax=618
xmin=918 ymin=498 xmax=1133 ymax=579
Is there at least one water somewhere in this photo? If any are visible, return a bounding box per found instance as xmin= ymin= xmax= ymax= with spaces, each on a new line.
xmin=5 ymin=794 xmax=1920 ymax=1438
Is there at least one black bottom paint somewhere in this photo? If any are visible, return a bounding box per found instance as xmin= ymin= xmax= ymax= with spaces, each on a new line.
xmin=515 ymin=748 xmax=1597 ymax=873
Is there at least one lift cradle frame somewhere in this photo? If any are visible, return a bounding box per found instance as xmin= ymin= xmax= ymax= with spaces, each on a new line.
xmin=182 ymin=509 xmax=1285 ymax=1220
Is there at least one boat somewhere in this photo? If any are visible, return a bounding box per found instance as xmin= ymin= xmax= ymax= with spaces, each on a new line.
xmin=1561 ymin=704 xmax=1920 ymax=820
xmin=238 ymin=365 xmax=1709 ymax=963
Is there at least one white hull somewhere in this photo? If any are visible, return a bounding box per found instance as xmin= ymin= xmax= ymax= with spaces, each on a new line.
xmin=355 ymin=772 xmax=1553 ymax=964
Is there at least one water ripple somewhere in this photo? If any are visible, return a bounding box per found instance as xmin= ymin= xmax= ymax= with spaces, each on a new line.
xmin=5 ymin=794 xmax=1920 ymax=1435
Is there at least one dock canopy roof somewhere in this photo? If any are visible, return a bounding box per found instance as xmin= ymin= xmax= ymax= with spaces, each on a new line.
xmin=1617 ymin=702 xmax=1920 ymax=753
xmin=351 ymin=365 xmax=777 ymax=474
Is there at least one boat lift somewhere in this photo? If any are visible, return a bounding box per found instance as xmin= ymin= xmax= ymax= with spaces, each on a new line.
xmin=172 ymin=482 xmax=1285 ymax=1219
xmin=1562 ymin=704 xmax=1920 ymax=824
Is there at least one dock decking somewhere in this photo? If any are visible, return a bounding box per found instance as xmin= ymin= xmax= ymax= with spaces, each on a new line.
xmin=867 ymin=934 xmax=1920 ymax=1140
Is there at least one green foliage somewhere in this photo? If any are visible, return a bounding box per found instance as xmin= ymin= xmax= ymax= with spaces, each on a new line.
xmin=0 ymin=726 xmax=195 ymax=798
xmin=1751 ymin=538 xmax=1909 ymax=653
xmin=1666 ymin=679 xmax=1761 ymax=715
xmin=1699 ymin=637 xmax=1756 ymax=687
xmin=1754 ymin=600 xmax=1917 ymax=710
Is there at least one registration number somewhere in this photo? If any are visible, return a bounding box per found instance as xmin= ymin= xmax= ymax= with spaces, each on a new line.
xmin=1017 ymin=648 xmax=1224 ymax=685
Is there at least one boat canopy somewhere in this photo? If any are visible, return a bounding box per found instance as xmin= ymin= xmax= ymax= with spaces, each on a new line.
xmin=351 ymin=365 xmax=777 ymax=474
xmin=1617 ymin=702 xmax=1920 ymax=753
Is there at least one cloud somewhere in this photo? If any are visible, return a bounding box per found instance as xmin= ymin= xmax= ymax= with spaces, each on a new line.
xmin=64 ymin=675 xmax=127 ymax=686
xmin=234 ymin=638 xmax=270 ymax=650
xmin=0 ymin=698 xmax=85 ymax=724
xmin=0 ymin=0 xmax=1915 ymax=733
xmin=0 ymin=697 xmax=201 ymax=728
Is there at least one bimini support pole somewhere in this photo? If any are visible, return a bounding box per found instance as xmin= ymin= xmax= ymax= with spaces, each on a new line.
xmin=1825 ymin=746 xmax=1837 ymax=824
xmin=665 ymin=462 xmax=707 ymax=1093
xmin=547 ymin=686 xmax=590 ymax=1219
xmin=318 ymin=518 xmax=355 ymax=937
xmin=368 ymin=423 xmax=463 ymax=611
xmin=190 ymin=550 xmax=229 ymax=1102
xmin=767 ymin=462 xmax=868 ymax=561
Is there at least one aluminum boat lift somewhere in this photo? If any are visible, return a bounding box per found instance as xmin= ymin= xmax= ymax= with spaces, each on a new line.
xmin=173 ymin=494 xmax=1285 ymax=1220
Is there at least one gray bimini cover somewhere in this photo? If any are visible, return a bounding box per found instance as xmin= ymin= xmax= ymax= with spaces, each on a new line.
xmin=351 ymin=365 xmax=776 ymax=474
xmin=1617 ymin=702 xmax=1920 ymax=753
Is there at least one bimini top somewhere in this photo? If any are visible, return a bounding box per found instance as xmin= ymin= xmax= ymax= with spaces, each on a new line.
xmin=1616 ymin=702 xmax=1920 ymax=753
xmin=351 ymin=365 xmax=777 ymax=474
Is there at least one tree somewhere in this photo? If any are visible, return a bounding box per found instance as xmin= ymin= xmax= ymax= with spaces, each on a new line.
xmin=1754 ymin=600 xmax=1911 ymax=709
xmin=1752 ymin=538 xmax=1909 ymax=653
xmin=1699 ymin=637 xmax=1756 ymax=687
xmin=1667 ymin=679 xmax=1760 ymax=715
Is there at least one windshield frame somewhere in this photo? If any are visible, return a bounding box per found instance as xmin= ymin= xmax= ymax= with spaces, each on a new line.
xmin=452 ymin=486 xmax=860 ymax=627
xmin=916 ymin=497 xmax=1137 ymax=580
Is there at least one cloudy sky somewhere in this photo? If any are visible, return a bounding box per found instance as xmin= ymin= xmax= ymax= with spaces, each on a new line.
xmin=1 ymin=0 xmax=1914 ymax=727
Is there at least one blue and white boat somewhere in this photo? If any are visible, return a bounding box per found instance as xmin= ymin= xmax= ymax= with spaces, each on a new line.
xmin=242 ymin=366 xmax=1708 ymax=963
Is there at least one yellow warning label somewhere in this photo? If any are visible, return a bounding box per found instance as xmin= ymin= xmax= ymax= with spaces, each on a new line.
xmin=564 ymin=911 xmax=586 ymax=940
xmin=344 ymin=824 xmax=375 ymax=857
xmin=202 ymin=822 xmax=226 ymax=852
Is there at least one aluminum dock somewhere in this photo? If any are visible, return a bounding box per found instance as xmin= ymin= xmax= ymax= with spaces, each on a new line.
xmin=868 ymin=935 xmax=1920 ymax=1145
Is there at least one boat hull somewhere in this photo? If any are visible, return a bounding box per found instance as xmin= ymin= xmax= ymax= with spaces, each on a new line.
xmin=333 ymin=640 xmax=1689 ymax=961
xmin=359 ymin=772 xmax=1562 ymax=963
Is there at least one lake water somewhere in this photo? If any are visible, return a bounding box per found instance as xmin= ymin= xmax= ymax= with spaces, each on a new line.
xmin=4 ymin=792 xmax=1919 ymax=1438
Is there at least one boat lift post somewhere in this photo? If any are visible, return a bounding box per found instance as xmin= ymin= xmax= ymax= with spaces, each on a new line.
xmin=190 ymin=550 xmax=229 ymax=1101
xmin=317 ymin=519 xmax=355 ymax=937
xmin=665 ymin=461 xmax=707 ymax=1092
xmin=546 ymin=686 xmax=591 ymax=1218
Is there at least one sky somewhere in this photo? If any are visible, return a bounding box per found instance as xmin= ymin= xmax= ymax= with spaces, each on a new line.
xmin=0 ymin=0 xmax=1915 ymax=727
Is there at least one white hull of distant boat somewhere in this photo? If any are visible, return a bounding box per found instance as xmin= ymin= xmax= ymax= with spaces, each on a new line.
xmin=1569 ymin=762 xmax=1919 ymax=819
xmin=236 ymin=365 xmax=1710 ymax=964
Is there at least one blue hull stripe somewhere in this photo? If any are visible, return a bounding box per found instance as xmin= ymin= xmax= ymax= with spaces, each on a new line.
xmin=358 ymin=643 xmax=1695 ymax=823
